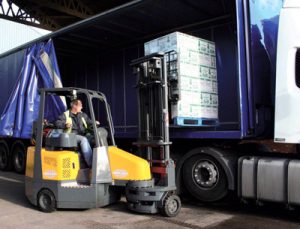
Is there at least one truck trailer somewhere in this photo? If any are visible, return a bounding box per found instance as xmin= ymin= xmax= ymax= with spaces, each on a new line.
xmin=0 ymin=0 xmax=300 ymax=206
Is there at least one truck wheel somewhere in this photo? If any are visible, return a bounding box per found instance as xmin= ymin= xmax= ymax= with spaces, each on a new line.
xmin=12 ymin=141 xmax=26 ymax=174
xmin=183 ymin=154 xmax=228 ymax=202
xmin=37 ymin=189 xmax=56 ymax=213
xmin=0 ymin=140 xmax=11 ymax=171
xmin=161 ymin=194 xmax=181 ymax=217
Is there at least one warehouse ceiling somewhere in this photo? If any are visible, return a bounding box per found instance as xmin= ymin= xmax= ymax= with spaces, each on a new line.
xmin=0 ymin=0 xmax=131 ymax=30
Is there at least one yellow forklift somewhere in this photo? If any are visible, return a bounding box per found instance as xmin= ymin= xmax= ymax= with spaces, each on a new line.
xmin=25 ymin=54 xmax=181 ymax=216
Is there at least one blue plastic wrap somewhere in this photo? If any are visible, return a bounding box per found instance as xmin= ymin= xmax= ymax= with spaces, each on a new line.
xmin=0 ymin=39 xmax=66 ymax=139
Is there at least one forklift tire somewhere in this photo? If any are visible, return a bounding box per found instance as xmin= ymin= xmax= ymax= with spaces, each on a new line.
xmin=12 ymin=141 xmax=26 ymax=174
xmin=183 ymin=154 xmax=228 ymax=202
xmin=0 ymin=140 xmax=12 ymax=171
xmin=37 ymin=189 xmax=56 ymax=213
xmin=161 ymin=194 xmax=181 ymax=217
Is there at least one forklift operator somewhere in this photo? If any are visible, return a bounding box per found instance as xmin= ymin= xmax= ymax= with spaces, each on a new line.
xmin=55 ymin=99 xmax=93 ymax=167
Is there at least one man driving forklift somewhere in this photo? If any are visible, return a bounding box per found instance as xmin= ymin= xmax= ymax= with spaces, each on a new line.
xmin=55 ymin=99 xmax=93 ymax=167
xmin=25 ymin=83 xmax=181 ymax=216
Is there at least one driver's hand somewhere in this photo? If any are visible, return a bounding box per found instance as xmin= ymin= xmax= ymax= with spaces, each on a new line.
xmin=66 ymin=123 xmax=72 ymax=128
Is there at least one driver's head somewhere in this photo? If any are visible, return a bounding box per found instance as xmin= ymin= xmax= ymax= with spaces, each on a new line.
xmin=70 ymin=99 xmax=82 ymax=113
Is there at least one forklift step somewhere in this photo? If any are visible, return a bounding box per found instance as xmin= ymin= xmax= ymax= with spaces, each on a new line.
xmin=61 ymin=181 xmax=90 ymax=189
xmin=173 ymin=117 xmax=219 ymax=127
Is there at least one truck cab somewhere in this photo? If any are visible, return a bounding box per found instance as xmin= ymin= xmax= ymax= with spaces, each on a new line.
xmin=275 ymin=0 xmax=300 ymax=143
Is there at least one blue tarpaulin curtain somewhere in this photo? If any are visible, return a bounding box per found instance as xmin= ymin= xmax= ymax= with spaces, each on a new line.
xmin=0 ymin=39 xmax=66 ymax=139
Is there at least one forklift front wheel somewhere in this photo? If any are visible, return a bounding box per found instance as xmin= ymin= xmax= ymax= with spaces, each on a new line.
xmin=37 ymin=189 xmax=56 ymax=213
xmin=161 ymin=194 xmax=181 ymax=217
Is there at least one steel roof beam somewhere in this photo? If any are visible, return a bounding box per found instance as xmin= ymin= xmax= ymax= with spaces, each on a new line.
xmin=0 ymin=0 xmax=59 ymax=30
xmin=27 ymin=0 xmax=93 ymax=19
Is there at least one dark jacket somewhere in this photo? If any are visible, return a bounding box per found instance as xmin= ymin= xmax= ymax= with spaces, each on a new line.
xmin=55 ymin=111 xmax=93 ymax=135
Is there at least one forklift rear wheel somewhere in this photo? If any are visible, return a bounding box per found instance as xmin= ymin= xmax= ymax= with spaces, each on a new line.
xmin=12 ymin=141 xmax=26 ymax=174
xmin=37 ymin=189 xmax=56 ymax=213
xmin=161 ymin=194 xmax=181 ymax=217
xmin=0 ymin=140 xmax=11 ymax=171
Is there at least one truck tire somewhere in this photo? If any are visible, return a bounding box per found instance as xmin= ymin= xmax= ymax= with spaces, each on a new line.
xmin=11 ymin=141 xmax=26 ymax=174
xmin=0 ymin=140 xmax=12 ymax=171
xmin=183 ymin=154 xmax=228 ymax=202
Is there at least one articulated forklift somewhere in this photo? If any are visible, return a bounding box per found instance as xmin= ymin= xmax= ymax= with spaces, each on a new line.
xmin=25 ymin=53 xmax=181 ymax=217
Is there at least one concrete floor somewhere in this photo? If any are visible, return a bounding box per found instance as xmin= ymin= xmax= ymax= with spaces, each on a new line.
xmin=1 ymin=171 xmax=300 ymax=229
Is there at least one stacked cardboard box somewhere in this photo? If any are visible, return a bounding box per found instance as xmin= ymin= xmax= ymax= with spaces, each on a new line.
xmin=144 ymin=32 xmax=218 ymax=124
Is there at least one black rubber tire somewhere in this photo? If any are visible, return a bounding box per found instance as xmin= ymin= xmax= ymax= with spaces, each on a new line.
xmin=183 ymin=154 xmax=228 ymax=202
xmin=0 ymin=140 xmax=12 ymax=171
xmin=12 ymin=141 xmax=27 ymax=174
xmin=37 ymin=189 xmax=56 ymax=213
xmin=161 ymin=194 xmax=181 ymax=217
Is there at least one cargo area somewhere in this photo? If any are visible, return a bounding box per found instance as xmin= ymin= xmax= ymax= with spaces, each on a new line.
xmin=0 ymin=0 xmax=243 ymax=139
xmin=58 ymin=0 xmax=240 ymax=139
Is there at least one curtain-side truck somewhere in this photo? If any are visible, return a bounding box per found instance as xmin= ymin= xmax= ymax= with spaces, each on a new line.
xmin=1 ymin=0 xmax=300 ymax=209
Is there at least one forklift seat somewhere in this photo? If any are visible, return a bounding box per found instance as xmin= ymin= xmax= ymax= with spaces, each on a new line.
xmin=45 ymin=129 xmax=77 ymax=150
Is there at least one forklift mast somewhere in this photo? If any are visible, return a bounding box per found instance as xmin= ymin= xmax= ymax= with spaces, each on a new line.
xmin=126 ymin=53 xmax=181 ymax=217
xmin=132 ymin=52 xmax=174 ymax=185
